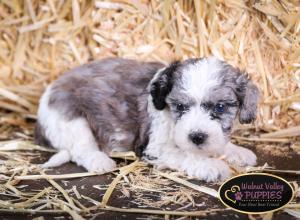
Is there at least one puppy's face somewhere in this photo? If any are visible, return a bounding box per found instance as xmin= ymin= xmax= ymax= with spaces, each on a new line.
xmin=150 ymin=57 xmax=259 ymax=154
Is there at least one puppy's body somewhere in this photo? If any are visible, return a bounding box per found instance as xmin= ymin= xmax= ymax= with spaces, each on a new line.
xmin=36 ymin=58 xmax=163 ymax=171
xmin=36 ymin=57 xmax=259 ymax=182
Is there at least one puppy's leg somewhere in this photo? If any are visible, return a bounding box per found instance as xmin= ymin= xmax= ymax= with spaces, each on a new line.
xmin=38 ymin=87 xmax=116 ymax=173
xmin=148 ymin=148 xmax=232 ymax=182
xmin=224 ymin=142 xmax=257 ymax=167
xmin=42 ymin=116 xmax=116 ymax=173
xmin=41 ymin=113 xmax=116 ymax=173
xmin=61 ymin=117 xmax=117 ymax=173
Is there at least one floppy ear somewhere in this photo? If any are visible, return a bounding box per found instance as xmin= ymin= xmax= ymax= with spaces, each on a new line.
xmin=235 ymin=74 xmax=260 ymax=124
xmin=150 ymin=61 xmax=180 ymax=110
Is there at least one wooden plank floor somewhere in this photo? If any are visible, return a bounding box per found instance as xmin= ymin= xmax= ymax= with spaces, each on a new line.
xmin=0 ymin=144 xmax=299 ymax=220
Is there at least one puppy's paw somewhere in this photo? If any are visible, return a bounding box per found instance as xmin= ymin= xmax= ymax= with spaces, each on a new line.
xmin=42 ymin=150 xmax=71 ymax=168
xmin=82 ymin=151 xmax=117 ymax=174
xmin=186 ymin=158 xmax=232 ymax=182
xmin=225 ymin=144 xmax=257 ymax=167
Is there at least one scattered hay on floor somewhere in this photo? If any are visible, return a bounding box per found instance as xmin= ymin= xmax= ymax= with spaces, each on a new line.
xmin=0 ymin=139 xmax=224 ymax=218
xmin=0 ymin=0 xmax=299 ymax=137
xmin=0 ymin=137 xmax=299 ymax=219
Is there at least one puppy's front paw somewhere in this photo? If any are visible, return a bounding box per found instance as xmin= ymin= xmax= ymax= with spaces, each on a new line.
xmin=82 ymin=151 xmax=117 ymax=173
xmin=225 ymin=144 xmax=257 ymax=167
xmin=186 ymin=159 xmax=232 ymax=182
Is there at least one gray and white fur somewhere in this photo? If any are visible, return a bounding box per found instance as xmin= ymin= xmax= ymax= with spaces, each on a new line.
xmin=35 ymin=57 xmax=259 ymax=182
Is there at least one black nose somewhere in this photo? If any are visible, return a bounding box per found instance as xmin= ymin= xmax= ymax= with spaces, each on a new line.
xmin=189 ymin=132 xmax=208 ymax=145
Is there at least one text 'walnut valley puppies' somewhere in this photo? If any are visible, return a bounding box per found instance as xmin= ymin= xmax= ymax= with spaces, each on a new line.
xmin=35 ymin=57 xmax=259 ymax=182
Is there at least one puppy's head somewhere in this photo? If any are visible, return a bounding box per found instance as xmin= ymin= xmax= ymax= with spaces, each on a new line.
xmin=150 ymin=57 xmax=259 ymax=154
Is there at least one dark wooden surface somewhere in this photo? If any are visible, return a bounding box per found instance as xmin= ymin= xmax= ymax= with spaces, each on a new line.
xmin=1 ymin=144 xmax=299 ymax=220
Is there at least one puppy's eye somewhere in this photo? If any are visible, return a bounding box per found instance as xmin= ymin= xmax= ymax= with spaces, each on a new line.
xmin=214 ymin=103 xmax=226 ymax=113
xmin=176 ymin=103 xmax=189 ymax=112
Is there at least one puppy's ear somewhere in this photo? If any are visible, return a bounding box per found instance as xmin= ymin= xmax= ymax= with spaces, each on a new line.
xmin=150 ymin=61 xmax=180 ymax=110
xmin=235 ymin=73 xmax=260 ymax=124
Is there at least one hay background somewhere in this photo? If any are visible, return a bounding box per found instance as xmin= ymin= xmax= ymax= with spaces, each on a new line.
xmin=0 ymin=1 xmax=300 ymax=218
xmin=0 ymin=0 xmax=300 ymax=132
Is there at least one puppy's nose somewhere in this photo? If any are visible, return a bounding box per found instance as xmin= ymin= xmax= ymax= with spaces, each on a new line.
xmin=189 ymin=132 xmax=208 ymax=146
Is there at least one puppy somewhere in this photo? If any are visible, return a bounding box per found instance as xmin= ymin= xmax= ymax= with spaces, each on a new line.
xmin=35 ymin=57 xmax=259 ymax=182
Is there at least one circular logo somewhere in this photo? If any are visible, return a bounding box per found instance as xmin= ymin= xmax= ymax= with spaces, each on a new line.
xmin=218 ymin=173 xmax=294 ymax=214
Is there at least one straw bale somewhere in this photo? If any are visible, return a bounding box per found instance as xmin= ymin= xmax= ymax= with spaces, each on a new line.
xmin=0 ymin=0 xmax=299 ymax=134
